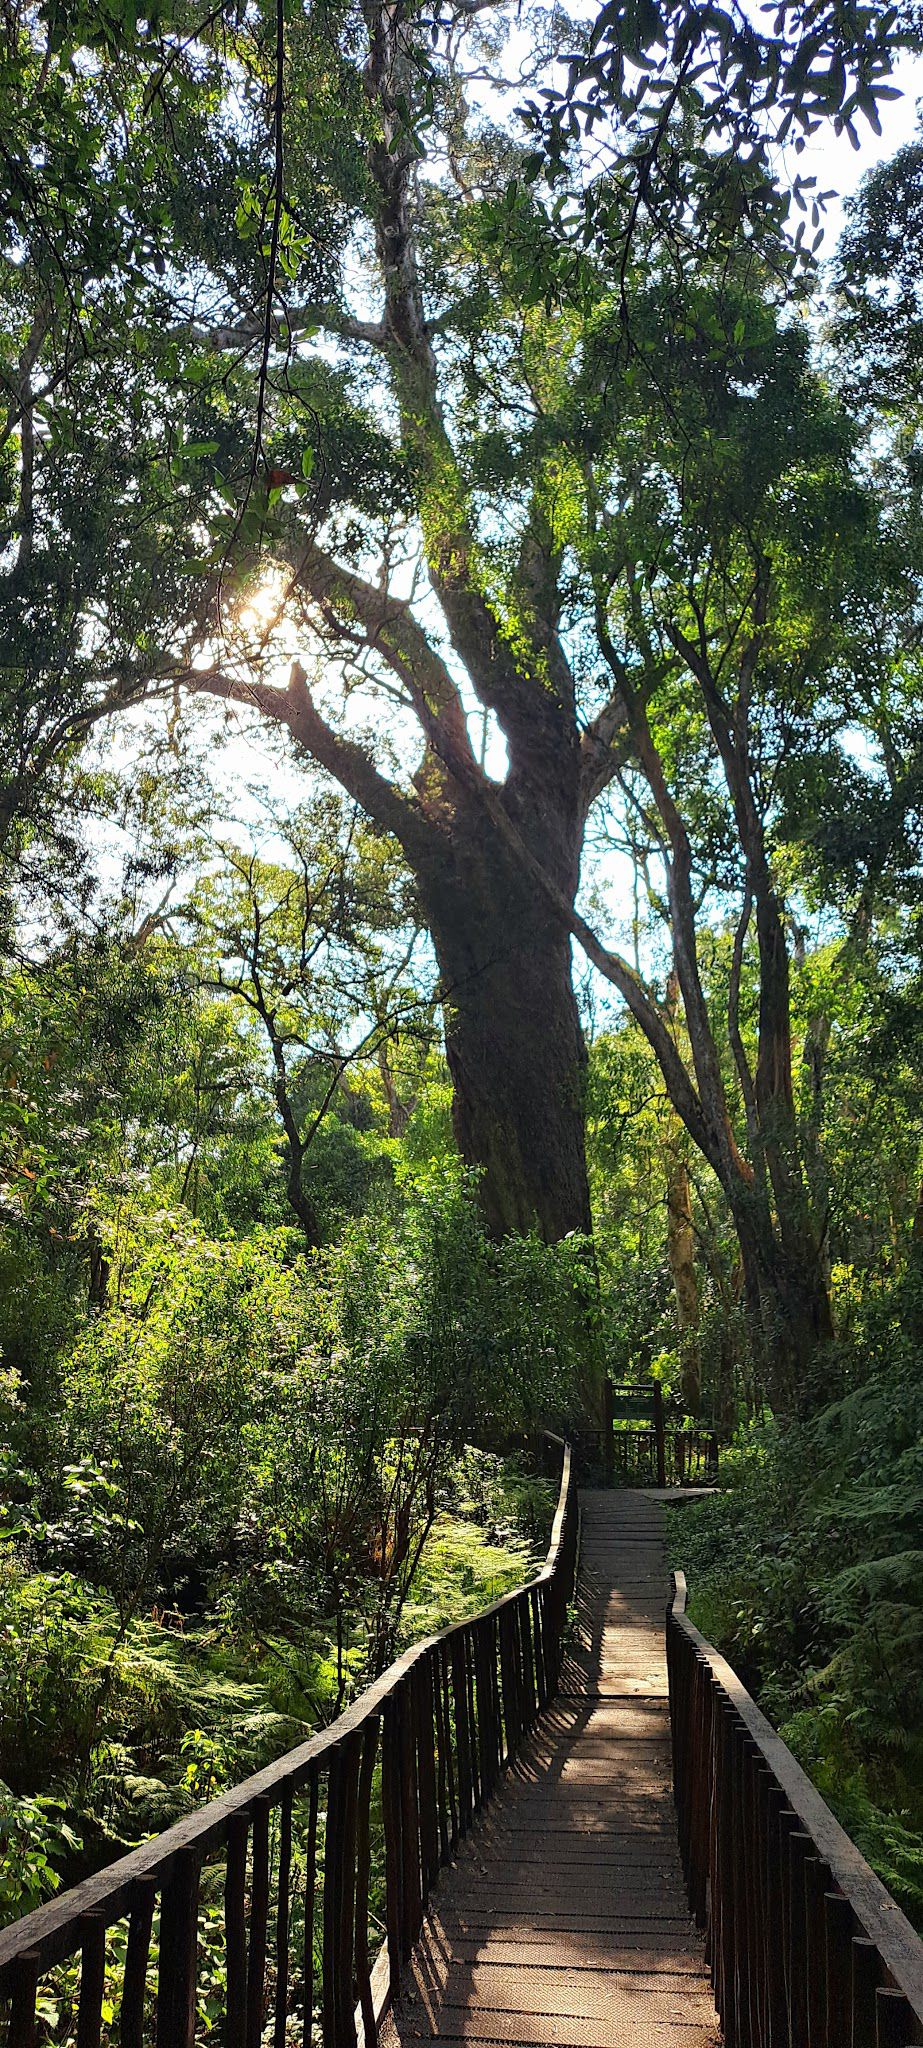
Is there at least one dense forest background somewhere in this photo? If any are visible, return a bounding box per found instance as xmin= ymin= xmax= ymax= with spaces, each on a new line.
xmin=1 ymin=0 xmax=923 ymax=1988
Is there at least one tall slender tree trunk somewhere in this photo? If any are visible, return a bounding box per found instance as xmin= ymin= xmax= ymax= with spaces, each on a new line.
xmin=665 ymin=1151 xmax=700 ymax=1411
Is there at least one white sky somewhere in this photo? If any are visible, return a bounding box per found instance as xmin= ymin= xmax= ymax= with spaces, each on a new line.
xmin=793 ymin=49 xmax=923 ymax=253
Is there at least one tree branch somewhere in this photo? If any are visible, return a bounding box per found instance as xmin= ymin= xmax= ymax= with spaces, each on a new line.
xmin=361 ymin=3 xmax=573 ymax=767
xmin=728 ymin=877 xmax=761 ymax=1161
xmin=579 ymin=687 xmax=633 ymax=814
xmin=180 ymin=660 xmax=435 ymax=857
xmin=184 ymin=302 xmax=388 ymax=352
xmin=290 ymin=537 xmax=475 ymax=774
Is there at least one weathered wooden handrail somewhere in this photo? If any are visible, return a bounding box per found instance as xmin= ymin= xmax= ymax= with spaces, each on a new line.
xmin=0 ymin=1442 xmax=577 ymax=2048
xmin=668 ymin=1570 xmax=923 ymax=2048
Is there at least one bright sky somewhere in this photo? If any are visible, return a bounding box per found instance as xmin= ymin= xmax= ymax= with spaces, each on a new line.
xmin=794 ymin=49 xmax=923 ymax=253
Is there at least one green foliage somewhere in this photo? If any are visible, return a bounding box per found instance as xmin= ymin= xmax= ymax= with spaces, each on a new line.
xmin=0 ymin=0 xmax=921 ymax=1968
xmin=529 ymin=0 xmax=912 ymax=288
xmin=399 ymin=1452 xmax=555 ymax=1642
xmin=0 ymin=1164 xmax=583 ymax=1921
xmin=0 ymin=1782 xmax=76 ymax=1922
xmin=668 ymin=1292 xmax=923 ymax=1923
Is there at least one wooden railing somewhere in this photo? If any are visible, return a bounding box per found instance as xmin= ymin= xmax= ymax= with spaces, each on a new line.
xmin=603 ymin=1377 xmax=719 ymax=1489
xmin=668 ymin=1571 xmax=923 ymax=2048
xmin=609 ymin=1425 xmax=719 ymax=1488
xmin=0 ymin=1442 xmax=577 ymax=2048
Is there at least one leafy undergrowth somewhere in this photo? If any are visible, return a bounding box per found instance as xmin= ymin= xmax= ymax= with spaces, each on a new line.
xmin=666 ymin=1345 xmax=923 ymax=1927
xmin=0 ymin=1449 xmax=553 ymax=1931
xmin=400 ymin=1453 xmax=553 ymax=1642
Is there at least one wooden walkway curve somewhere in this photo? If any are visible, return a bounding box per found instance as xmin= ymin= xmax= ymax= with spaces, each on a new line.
xmin=381 ymin=1490 xmax=721 ymax=2048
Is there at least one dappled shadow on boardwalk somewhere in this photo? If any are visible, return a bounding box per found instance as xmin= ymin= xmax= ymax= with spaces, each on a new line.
xmin=380 ymin=1494 xmax=720 ymax=2048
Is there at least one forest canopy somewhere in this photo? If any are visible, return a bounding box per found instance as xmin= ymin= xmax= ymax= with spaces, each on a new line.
xmin=1 ymin=0 xmax=923 ymax=1966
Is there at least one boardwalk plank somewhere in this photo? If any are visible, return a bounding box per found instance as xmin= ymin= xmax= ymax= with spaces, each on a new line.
xmin=381 ymin=1492 xmax=720 ymax=2048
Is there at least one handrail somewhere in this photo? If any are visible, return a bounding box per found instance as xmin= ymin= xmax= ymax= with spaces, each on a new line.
xmin=668 ymin=1570 xmax=923 ymax=2047
xmin=0 ymin=1441 xmax=577 ymax=2048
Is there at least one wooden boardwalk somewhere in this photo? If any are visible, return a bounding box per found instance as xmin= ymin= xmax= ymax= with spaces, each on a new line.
xmin=381 ymin=1490 xmax=720 ymax=2048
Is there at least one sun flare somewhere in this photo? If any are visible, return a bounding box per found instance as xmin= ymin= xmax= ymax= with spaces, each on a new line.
xmin=234 ymin=569 xmax=289 ymax=640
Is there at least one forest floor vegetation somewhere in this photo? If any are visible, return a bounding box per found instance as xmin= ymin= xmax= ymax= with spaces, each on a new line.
xmin=667 ymin=1270 xmax=923 ymax=1928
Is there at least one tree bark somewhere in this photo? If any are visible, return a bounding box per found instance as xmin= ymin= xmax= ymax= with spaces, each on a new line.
xmin=416 ymin=816 xmax=590 ymax=1241
xmin=665 ymin=1150 xmax=700 ymax=1411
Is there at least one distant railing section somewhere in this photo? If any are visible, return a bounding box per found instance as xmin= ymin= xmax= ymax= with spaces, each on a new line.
xmin=609 ymin=1425 xmax=719 ymax=1489
xmin=0 ymin=1441 xmax=577 ymax=2048
xmin=668 ymin=1571 xmax=923 ymax=2048
xmin=604 ymin=1378 xmax=719 ymax=1489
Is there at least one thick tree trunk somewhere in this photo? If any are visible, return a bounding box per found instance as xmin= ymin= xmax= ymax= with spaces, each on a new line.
xmin=416 ymin=825 xmax=591 ymax=1243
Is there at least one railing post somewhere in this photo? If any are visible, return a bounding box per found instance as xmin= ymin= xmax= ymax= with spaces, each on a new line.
xmin=246 ymin=1796 xmax=271 ymax=2048
xmin=603 ymin=1374 xmax=614 ymax=1487
xmin=716 ymin=1701 xmax=737 ymax=2044
xmin=531 ymin=1584 xmax=547 ymax=1710
xmin=787 ymin=1830 xmax=813 ymax=2048
xmin=520 ymin=1589 xmax=537 ymax=1730
xmin=732 ymin=1723 xmax=755 ymax=2048
xmin=381 ymin=1700 xmax=404 ymax=1999
xmin=433 ymin=1647 xmax=450 ymax=1862
xmin=805 ymin=1853 xmax=833 ymax=2048
xmin=498 ymin=1605 xmax=515 ymax=1767
xmin=764 ymin=1784 xmax=789 ymax=2047
xmin=224 ymin=1813 xmax=248 ymax=2048
xmin=452 ymin=1633 xmax=473 ymax=1830
xmin=824 ymin=1890 xmax=855 ymax=2048
xmin=653 ymin=1380 xmax=667 ymax=1488
xmin=417 ymin=1656 xmax=440 ymax=1899
xmin=398 ymin=1686 xmax=422 ymax=1955
xmin=304 ymin=1766 xmax=320 ymax=2045
xmin=489 ymin=1613 xmax=504 ymax=1785
xmin=322 ymin=1750 xmax=344 ymax=2048
xmin=156 ymin=1845 xmax=200 ymax=2048
xmin=274 ymin=1786 xmax=293 ymax=2048
xmin=339 ymin=1730 xmax=362 ymax=2048
xmin=852 ymin=1936 xmax=881 ymax=2048
xmin=697 ymin=1653 xmax=711 ymax=1903
xmin=274 ymin=1794 xmax=292 ymax=2048
xmin=355 ymin=1718 xmax=380 ymax=2048
xmin=7 ymin=1949 xmax=39 ymax=2048
xmin=876 ymin=1985 xmax=916 ymax=2047
xmin=76 ymin=1911 xmax=107 ymax=2048
xmin=465 ymin=1630 xmax=481 ymax=1812
xmin=120 ymin=1879 xmax=156 ymax=2048
xmin=777 ymin=1804 xmax=798 ymax=2042
xmin=754 ymin=1764 xmax=776 ymax=2048
xmin=441 ymin=1643 xmax=458 ymax=1849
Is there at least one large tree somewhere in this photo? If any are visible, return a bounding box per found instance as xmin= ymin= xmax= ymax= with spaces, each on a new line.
xmin=2 ymin=0 xmax=917 ymax=1292
xmin=162 ymin=0 xmax=630 ymax=1242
